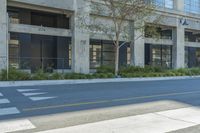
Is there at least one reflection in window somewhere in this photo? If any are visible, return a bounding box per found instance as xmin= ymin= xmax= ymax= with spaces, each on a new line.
xmin=185 ymin=47 xmax=200 ymax=68
xmin=185 ymin=0 xmax=200 ymax=14
xmin=7 ymin=7 xmax=70 ymax=29
xmin=8 ymin=8 xmax=20 ymax=24
xmin=146 ymin=44 xmax=172 ymax=68
xmin=90 ymin=40 xmax=130 ymax=69
xmin=145 ymin=26 xmax=173 ymax=40
xmin=9 ymin=33 xmax=20 ymax=68
xmin=150 ymin=0 xmax=174 ymax=9
xmin=185 ymin=31 xmax=200 ymax=42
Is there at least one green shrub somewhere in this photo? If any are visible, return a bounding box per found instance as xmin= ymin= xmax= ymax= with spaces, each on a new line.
xmin=32 ymin=69 xmax=49 ymax=80
xmin=119 ymin=66 xmax=165 ymax=74
xmin=0 ymin=68 xmax=31 ymax=81
xmin=189 ymin=68 xmax=200 ymax=75
xmin=144 ymin=66 xmax=165 ymax=73
xmin=49 ymin=73 xmax=64 ymax=80
xmin=64 ymin=73 xmax=88 ymax=79
xmin=96 ymin=66 xmax=114 ymax=74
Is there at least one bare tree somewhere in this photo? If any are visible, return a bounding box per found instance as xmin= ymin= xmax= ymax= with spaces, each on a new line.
xmin=79 ymin=0 xmax=161 ymax=76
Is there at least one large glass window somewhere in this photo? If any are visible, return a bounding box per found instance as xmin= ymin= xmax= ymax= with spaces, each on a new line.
xmin=90 ymin=40 xmax=130 ymax=69
xmin=185 ymin=47 xmax=200 ymax=68
xmin=8 ymin=7 xmax=70 ymax=29
xmin=185 ymin=31 xmax=200 ymax=42
xmin=8 ymin=8 xmax=20 ymax=24
xmin=185 ymin=0 xmax=200 ymax=14
xmin=9 ymin=33 xmax=72 ymax=72
xmin=150 ymin=0 xmax=174 ymax=9
xmin=145 ymin=26 xmax=173 ymax=40
xmin=145 ymin=44 xmax=172 ymax=68
xmin=9 ymin=33 xmax=20 ymax=68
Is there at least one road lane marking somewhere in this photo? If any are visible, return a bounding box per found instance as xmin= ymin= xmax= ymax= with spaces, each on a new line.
xmin=22 ymin=92 xmax=47 ymax=96
xmin=0 ymin=99 xmax=10 ymax=104
xmin=23 ymin=90 xmax=200 ymax=112
xmin=30 ymin=96 xmax=57 ymax=101
xmin=0 ymin=107 xmax=20 ymax=116
xmin=17 ymin=89 xmax=39 ymax=92
xmin=0 ymin=119 xmax=35 ymax=133
xmin=36 ymin=107 xmax=200 ymax=133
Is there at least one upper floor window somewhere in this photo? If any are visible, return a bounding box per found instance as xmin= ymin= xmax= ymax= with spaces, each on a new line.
xmin=8 ymin=7 xmax=70 ymax=29
xmin=185 ymin=0 xmax=200 ymax=14
xmin=150 ymin=0 xmax=174 ymax=9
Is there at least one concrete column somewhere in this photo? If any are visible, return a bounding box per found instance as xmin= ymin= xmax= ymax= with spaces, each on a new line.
xmin=174 ymin=0 xmax=184 ymax=11
xmin=172 ymin=21 xmax=185 ymax=68
xmin=71 ymin=0 xmax=90 ymax=74
xmin=0 ymin=0 xmax=8 ymax=70
xmin=130 ymin=21 xmax=145 ymax=67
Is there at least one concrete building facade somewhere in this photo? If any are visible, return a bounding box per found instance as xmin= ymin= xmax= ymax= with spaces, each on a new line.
xmin=1 ymin=0 xmax=200 ymax=73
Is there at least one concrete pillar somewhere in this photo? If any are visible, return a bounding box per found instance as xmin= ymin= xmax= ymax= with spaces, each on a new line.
xmin=0 ymin=0 xmax=8 ymax=70
xmin=130 ymin=21 xmax=145 ymax=67
xmin=172 ymin=22 xmax=185 ymax=68
xmin=71 ymin=0 xmax=90 ymax=74
xmin=174 ymin=0 xmax=184 ymax=11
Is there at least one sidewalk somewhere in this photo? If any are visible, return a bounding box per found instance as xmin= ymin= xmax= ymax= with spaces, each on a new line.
xmin=37 ymin=107 xmax=200 ymax=133
xmin=0 ymin=76 xmax=200 ymax=87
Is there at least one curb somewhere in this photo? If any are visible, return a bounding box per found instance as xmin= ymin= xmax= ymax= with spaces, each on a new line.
xmin=0 ymin=76 xmax=200 ymax=87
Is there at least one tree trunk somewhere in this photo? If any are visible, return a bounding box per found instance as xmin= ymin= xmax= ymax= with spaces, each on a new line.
xmin=115 ymin=45 xmax=119 ymax=76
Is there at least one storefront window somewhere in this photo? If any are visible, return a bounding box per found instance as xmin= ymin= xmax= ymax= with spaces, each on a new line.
xmin=186 ymin=47 xmax=200 ymax=68
xmin=90 ymin=40 xmax=130 ymax=69
xmin=145 ymin=44 xmax=172 ymax=68
xmin=9 ymin=33 xmax=20 ymax=68
xmin=9 ymin=32 xmax=71 ymax=72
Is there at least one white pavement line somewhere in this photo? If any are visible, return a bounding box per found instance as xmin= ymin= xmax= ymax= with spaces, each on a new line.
xmin=17 ymin=89 xmax=40 ymax=92
xmin=0 ymin=119 xmax=35 ymax=133
xmin=0 ymin=107 xmax=20 ymax=116
xmin=37 ymin=107 xmax=200 ymax=133
xmin=0 ymin=99 xmax=10 ymax=104
xmin=22 ymin=92 xmax=48 ymax=96
xmin=0 ymin=93 xmax=3 ymax=96
xmin=30 ymin=96 xmax=56 ymax=101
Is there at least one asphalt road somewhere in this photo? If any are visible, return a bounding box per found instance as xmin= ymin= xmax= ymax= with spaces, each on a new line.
xmin=1 ymin=78 xmax=200 ymax=132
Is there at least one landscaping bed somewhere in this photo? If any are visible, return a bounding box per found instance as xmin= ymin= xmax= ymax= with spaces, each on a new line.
xmin=1 ymin=66 xmax=200 ymax=81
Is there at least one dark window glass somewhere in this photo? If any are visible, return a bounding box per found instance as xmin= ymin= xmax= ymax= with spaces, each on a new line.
xmin=8 ymin=7 xmax=70 ymax=29
xmin=31 ymin=12 xmax=56 ymax=27
xmin=145 ymin=44 xmax=172 ymax=68
xmin=90 ymin=40 xmax=130 ymax=69
xmin=145 ymin=26 xmax=172 ymax=40
xmin=9 ymin=32 xmax=71 ymax=71
xmin=185 ymin=47 xmax=200 ymax=68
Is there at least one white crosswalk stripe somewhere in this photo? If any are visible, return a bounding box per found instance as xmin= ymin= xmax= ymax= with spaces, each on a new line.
xmin=30 ymin=96 xmax=57 ymax=101
xmin=17 ymin=89 xmax=40 ymax=92
xmin=17 ymin=89 xmax=56 ymax=101
xmin=0 ymin=107 xmax=20 ymax=116
xmin=22 ymin=92 xmax=48 ymax=96
xmin=0 ymin=99 xmax=10 ymax=104
xmin=0 ymin=92 xmax=21 ymax=117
